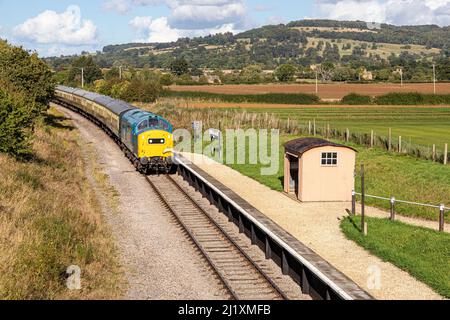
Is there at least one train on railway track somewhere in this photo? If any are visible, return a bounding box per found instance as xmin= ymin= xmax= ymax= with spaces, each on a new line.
xmin=54 ymin=85 xmax=175 ymax=174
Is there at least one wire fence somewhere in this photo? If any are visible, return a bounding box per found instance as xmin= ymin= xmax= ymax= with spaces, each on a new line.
xmin=352 ymin=191 xmax=449 ymax=232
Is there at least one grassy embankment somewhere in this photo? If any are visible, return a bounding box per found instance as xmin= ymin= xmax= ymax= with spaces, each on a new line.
xmin=0 ymin=108 xmax=123 ymax=299
xmin=341 ymin=216 xmax=450 ymax=298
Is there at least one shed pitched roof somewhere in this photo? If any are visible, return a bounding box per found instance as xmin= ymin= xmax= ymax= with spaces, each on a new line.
xmin=285 ymin=138 xmax=357 ymax=157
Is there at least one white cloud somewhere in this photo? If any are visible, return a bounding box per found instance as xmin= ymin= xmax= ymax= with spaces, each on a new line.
xmin=104 ymin=0 xmax=248 ymax=31
xmin=316 ymin=0 xmax=450 ymax=26
xmin=168 ymin=1 xmax=246 ymax=29
xmin=103 ymin=0 xmax=132 ymax=13
xmin=13 ymin=5 xmax=98 ymax=45
xmin=130 ymin=16 xmax=182 ymax=42
xmin=130 ymin=15 xmax=239 ymax=43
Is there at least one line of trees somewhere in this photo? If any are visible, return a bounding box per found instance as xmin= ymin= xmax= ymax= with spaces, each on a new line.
xmin=0 ymin=40 xmax=55 ymax=158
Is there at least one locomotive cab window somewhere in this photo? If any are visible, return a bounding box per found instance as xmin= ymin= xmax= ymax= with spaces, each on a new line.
xmin=138 ymin=120 xmax=148 ymax=131
xmin=159 ymin=119 xmax=169 ymax=131
xmin=321 ymin=152 xmax=338 ymax=166
xmin=149 ymin=117 xmax=159 ymax=129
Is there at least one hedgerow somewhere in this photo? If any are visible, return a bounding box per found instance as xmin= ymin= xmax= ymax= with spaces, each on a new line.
xmin=161 ymin=90 xmax=321 ymax=104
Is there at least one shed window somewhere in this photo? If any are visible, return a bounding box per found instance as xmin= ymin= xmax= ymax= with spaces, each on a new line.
xmin=321 ymin=152 xmax=338 ymax=166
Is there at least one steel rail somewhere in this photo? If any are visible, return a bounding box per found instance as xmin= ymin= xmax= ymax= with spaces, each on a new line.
xmin=164 ymin=174 xmax=290 ymax=300
xmin=146 ymin=175 xmax=288 ymax=300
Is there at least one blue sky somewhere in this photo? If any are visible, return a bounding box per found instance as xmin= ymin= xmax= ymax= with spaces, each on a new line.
xmin=0 ymin=0 xmax=449 ymax=57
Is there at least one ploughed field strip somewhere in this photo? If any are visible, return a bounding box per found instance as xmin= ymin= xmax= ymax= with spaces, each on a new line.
xmin=146 ymin=174 xmax=301 ymax=300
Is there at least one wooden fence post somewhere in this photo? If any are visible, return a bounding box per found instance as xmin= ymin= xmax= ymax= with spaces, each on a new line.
xmin=346 ymin=128 xmax=349 ymax=142
xmin=352 ymin=190 xmax=356 ymax=216
xmin=308 ymin=121 xmax=312 ymax=135
xmin=432 ymin=144 xmax=436 ymax=161
xmin=388 ymin=128 xmax=392 ymax=151
xmin=370 ymin=130 xmax=374 ymax=148
xmin=390 ymin=197 xmax=396 ymax=221
xmin=439 ymin=204 xmax=445 ymax=232
xmin=313 ymin=119 xmax=316 ymax=136
xmin=361 ymin=164 xmax=365 ymax=234
xmin=398 ymin=136 xmax=402 ymax=153
xmin=444 ymin=143 xmax=448 ymax=165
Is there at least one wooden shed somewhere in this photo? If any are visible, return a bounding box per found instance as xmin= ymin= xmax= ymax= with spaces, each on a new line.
xmin=284 ymin=138 xmax=357 ymax=202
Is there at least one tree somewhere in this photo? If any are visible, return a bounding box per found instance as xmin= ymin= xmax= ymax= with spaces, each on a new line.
xmin=0 ymin=40 xmax=55 ymax=158
xmin=0 ymin=85 xmax=34 ymax=157
xmin=67 ymin=56 xmax=102 ymax=86
xmin=332 ymin=67 xmax=357 ymax=81
xmin=435 ymin=57 xmax=450 ymax=81
xmin=240 ymin=64 xmax=263 ymax=83
xmin=316 ymin=61 xmax=335 ymax=81
xmin=170 ymin=58 xmax=189 ymax=76
xmin=160 ymin=73 xmax=174 ymax=86
xmin=0 ymin=40 xmax=55 ymax=117
xmin=275 ymin=64 xmax=297 ymax=82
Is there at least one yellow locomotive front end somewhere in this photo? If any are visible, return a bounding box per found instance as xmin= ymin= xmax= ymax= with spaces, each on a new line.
xmin=138 ymin=130 xmax=174 ymax=161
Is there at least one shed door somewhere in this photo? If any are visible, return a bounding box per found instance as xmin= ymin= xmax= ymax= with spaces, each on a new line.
xmin=288 ymin=156 xmax=299 ymax=195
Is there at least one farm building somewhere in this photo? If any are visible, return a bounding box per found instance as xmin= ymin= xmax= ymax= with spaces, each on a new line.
xmin=284 ymin=138 xmax=357 ymax=202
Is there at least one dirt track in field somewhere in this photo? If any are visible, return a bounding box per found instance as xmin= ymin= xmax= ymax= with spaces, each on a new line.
xmin=169 ymin=83 xmax=450 ymax=100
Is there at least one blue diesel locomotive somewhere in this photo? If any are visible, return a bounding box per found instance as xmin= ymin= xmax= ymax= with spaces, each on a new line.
xmin=54 ymin=85 xmax=174 ymax=174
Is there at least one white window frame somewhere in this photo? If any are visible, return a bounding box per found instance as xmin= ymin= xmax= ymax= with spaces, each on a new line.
xmin=321 ymin=152 xmax=338 ymax=166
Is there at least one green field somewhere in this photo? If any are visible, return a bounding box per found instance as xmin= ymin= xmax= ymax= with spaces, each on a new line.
xmin=341 ymin=216 xmax=450 ymax=298
xmin=236 ymin=106 xmax=450 ymax=150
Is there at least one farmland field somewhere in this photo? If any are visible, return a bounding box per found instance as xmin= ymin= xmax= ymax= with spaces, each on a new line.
xmin=241 ymin=106 xmax=450 ymax=149
xmin=169 ymin=82 xmax=450 ymax=100
xmin=154 ymin=99 xmax=450 ymax=150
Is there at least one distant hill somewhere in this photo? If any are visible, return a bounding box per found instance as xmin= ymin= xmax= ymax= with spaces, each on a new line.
xmin=46 ymin=19 xmax=449 ymax=71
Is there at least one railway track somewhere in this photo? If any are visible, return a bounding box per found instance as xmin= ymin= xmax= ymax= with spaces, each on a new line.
xmin=146 ymin=174 xmax=290 ymax=300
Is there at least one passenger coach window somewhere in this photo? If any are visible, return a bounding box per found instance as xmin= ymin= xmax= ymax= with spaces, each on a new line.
xmin=138 ymin=120 xmax=148 ymax=131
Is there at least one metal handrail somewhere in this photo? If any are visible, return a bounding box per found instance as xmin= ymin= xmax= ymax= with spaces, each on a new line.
xmin=353 ymin=192 xmax=448 ymax=210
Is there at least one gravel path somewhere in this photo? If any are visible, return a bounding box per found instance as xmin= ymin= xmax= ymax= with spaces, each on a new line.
xmin=57 ymin=106 xmax=229 ymax=300
xmin=182 ymin=152 xmax=445 ymax=300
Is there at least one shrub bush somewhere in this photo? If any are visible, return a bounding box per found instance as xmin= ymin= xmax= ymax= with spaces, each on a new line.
xmin=341 ymin=93 xmax=373 ymax=105
xmin=161 ymin=90 xmax=321 ymax=105
xmin=374 ymin=92 xmax=450 ymax=105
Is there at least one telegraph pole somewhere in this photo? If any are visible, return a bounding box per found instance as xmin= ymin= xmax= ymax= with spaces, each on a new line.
xmin=81 ymin=68 xmax=84 ymax=88
xmin=400 ymin=68 xmax=403 ymax=87
xmin=315 ymin=70 xmax=318 ymax=94
xmin=361 ymin=164 xmax=366 ymax=234
xmin=432 ymin=63 xmax=436 ymax=94
xmin=119 ymin=66 xmax=122 ymax=80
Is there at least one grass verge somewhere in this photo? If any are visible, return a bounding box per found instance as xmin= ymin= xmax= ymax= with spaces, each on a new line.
xmin=0 ymin=107 xmax=123 ymax=299
xmin=341 ymin=216 xmax=450 ymax=298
